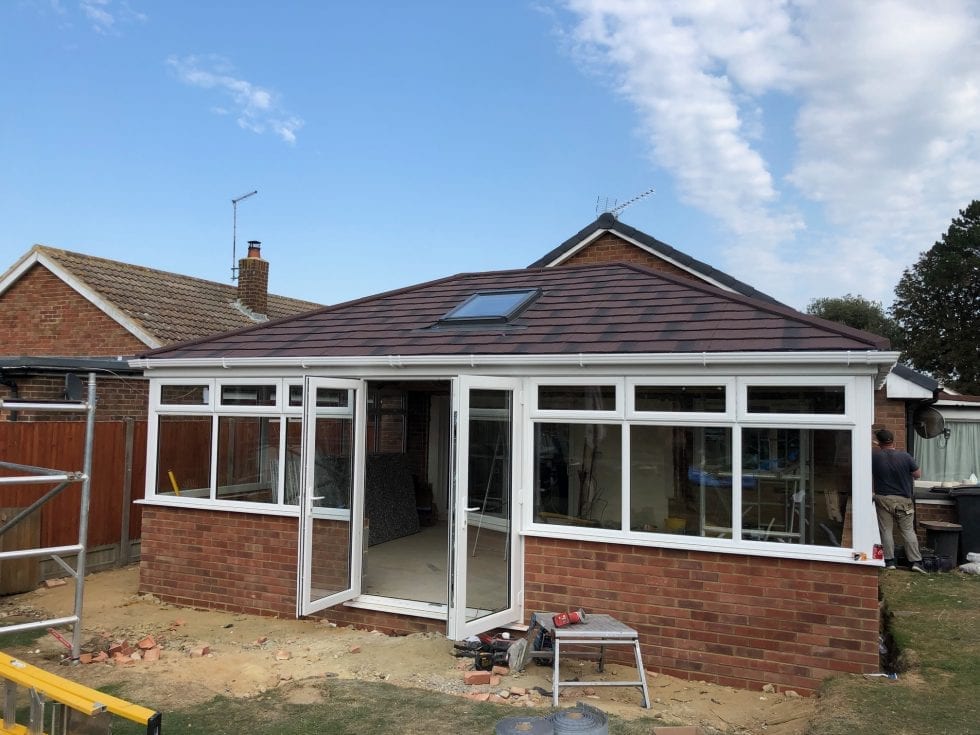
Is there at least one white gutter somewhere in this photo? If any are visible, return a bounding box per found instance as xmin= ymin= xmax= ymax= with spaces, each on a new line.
xmin=131 ymin=350 xmax=900 ymax=371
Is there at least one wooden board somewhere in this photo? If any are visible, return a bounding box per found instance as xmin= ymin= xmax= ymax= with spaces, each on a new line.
xmin=0 ymin=508 xmax=41 ymax=595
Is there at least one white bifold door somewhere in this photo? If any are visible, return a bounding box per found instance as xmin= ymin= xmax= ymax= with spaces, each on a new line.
xmin=297 ymin=377 xmax=366 ymax=616
xmin=447 ymin=376 xmax=522 ymax=639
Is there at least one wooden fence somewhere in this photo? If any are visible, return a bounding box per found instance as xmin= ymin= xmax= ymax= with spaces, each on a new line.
xmin=0 ymin=420 xmax=146 ymax=586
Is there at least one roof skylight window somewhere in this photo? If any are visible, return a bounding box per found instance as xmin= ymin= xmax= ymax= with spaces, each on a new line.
xmin=439 ymin=288 xmax=540 ymax=324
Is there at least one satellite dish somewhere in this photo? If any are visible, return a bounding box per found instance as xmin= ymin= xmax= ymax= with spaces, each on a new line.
xmin=912 ymin=405 xmax=948 ymax=440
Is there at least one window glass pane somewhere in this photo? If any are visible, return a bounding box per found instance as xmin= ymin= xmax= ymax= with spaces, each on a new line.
xmin=635 ymin=385 xmax=726 ymax=412
xmin=533 ymin=423 xmax=621 ymax=528
xmin=442 ymin=289 xmax=538 ymax=322
xmin=216 ymin=416 xmax=281 ymax=503
xmin=283 ymin=417 xmax=302 ymax=505
xmin=746 ymin=386 xmax=845 ymax=414
xmin=160 ymin=384 xmax=209 ymax=406
xmin=288 ymin=385 xmax=351 ymax=408
xmin=538 ymin=386 xmax=616 ymax=411
xmin=631 ymin=426 xmax=733 ymax=537
xmin=156 ymin=416 xmax=211 ymax=497
xmin=220 ymin=384 xmax=276 ymax=407
xmin=741 ymin=428 xmax=851 ymax=546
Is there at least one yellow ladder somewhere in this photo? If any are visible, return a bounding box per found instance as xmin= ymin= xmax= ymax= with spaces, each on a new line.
xmin=0 ymin=652 xmax=160 ymax=735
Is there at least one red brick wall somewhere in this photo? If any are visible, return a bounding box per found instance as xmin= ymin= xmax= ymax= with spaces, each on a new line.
xmin=559 ymin=233 xmax=695 ymax=280
xmin=0 ymin=264 xmax=148 ymax=356
xmin=140 ymin=507 xmax=298 ymax=616
xmin=523 ymin=537 xmax=879 ymax=694
xmin=873 ymin=389 xmax=908 ymax=451
xmin=141 ymin=507 xmax=881 ymax=693
xmin=0 ymin=375 xmax=148 ymax=422
xmin=913 ymin=500 xmax=958 ymax=547
xmin=139 ymin=505 xmax=447 ymax=634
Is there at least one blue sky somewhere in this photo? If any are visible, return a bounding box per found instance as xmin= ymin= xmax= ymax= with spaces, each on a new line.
xmin=3 ymin=1 xmax=979 ymax=311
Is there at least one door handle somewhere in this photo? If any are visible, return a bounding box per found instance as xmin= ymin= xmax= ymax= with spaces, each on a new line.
xmin=312 ymin=496 xmax=325 ymax=501
xmin=466 ymin=506 xmax=481 ymax=512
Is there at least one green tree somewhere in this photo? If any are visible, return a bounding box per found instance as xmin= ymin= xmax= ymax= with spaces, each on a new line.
xmin=806 ymin=294 xmax=901 ymax=346
xmin=892 ymin=200 xmax=980 ymax=394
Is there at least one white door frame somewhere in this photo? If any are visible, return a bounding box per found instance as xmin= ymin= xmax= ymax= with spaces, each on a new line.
xmin=447 ymin=375 xmax=523 ymax=639
xmin=297 ymin=376 xmax=366 ymax=616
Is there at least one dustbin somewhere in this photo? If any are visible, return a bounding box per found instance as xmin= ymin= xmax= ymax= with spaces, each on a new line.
xmin=919 ymin=520 xmax=961 ymax=570
xmin=949 ymin=485 xmax=980 ymax=564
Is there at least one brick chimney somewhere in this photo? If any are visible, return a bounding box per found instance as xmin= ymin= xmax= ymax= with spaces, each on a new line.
xmin=237 ymin=240 xmax=269 ymax=315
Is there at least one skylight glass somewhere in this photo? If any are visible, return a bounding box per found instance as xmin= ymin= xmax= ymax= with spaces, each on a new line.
xmin=440 ymin=288 xmax=539 ymax=324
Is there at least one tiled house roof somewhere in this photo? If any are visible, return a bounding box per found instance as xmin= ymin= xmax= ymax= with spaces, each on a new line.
xmin=530 ymin=213 xmax=784 ymax=305
xmin=1 ymin=245 xmax=321 ymax=348
xmin=142 ymin=262 xmax=889 ymax=360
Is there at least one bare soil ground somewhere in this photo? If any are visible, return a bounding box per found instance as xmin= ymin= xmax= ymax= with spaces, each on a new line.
xmin=0 ymin=567 xmax=814 ymax=734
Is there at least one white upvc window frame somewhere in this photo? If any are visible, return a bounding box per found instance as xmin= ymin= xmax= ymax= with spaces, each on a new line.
xmin=737 ymin=376 xmax=854 ymax=425
xmin=523 ymin=374 xmax=870 ymax=564
xmin=528 ymin=377 xmax=623 ymax=420
xmin=215 ymin=378 xmax=283 ymax=413
xmin=626 ymin=376 xmax=736 ymax=422
xmin=151 ymin=378 xmax=215 ymax=414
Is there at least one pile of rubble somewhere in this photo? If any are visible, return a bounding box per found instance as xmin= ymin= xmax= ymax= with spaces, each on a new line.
xmin=78 ymin=635 xmax=162 ymax=665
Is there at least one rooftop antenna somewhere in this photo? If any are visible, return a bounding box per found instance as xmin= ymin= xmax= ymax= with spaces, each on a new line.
xmin=606 ymin=187 xmax=656 ymax=219
xmin=231 ymin=190 xmax=258 ymax=282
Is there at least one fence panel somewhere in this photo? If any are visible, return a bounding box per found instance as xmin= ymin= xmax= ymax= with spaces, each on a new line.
xmin=0 ymin=420 xmax=147 ymax=550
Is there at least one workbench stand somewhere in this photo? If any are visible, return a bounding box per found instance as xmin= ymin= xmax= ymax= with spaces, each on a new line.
xmin=529 ymin=612 xmax=651 ymax=709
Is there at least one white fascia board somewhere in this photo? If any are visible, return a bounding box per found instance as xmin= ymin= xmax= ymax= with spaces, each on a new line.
xmin=2 ymin=249 xmax=161 ymax=348
xmin=545 ymin=228 xmax=738 ymax=295
xmin=542 ymin=230 xmax=604 ymax=267
xmin=885 ymin=371 xmax=934 ymax=400
xmin=0 ymin=249 xmax=40 ymax=296
xmin=131 ymin=350 xmax=901 ymax=372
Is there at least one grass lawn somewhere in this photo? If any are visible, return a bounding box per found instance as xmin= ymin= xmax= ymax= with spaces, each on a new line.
xmin=95 ymin=681 xmax=668 ymax=735
xmin=807 ymin=570 xmax=980 ymax=735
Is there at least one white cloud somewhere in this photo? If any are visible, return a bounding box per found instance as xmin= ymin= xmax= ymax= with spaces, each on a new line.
xmin=78 ymin=0 xmax=146 ymax=35
xmin=560 ymin=0 xmax=980 ymax=307
xmin=167 ymin=55 xmax=304 ymax=145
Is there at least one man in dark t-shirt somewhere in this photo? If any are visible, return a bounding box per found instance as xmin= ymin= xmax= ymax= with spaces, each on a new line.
xmin=871 ymin=429 xmax=925 ymax=572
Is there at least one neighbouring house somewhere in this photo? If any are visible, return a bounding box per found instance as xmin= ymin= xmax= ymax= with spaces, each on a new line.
xmin=0 ymin=242 xmax=319 ymax=583
xmin=917 ymin=388 xmax=980 ymax=486
xmin=133 ymin=216 xmax=900 ymax=694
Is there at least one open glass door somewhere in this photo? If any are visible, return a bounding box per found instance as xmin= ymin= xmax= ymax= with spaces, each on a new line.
xmin=448 ymin=376 xmax=522 ymax=639
xmin=297 ymin=377 xmax=365 ymax=616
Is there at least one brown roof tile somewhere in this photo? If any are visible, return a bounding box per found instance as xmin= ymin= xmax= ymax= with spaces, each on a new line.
xmin=36 ymin=246 xmax=321 ymax=346
xmin=143 ymin=262 xmax=889 ymax=360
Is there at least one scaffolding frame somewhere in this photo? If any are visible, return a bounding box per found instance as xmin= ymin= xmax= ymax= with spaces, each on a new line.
xmin=0 ymin=373 xmax=96 ymax=661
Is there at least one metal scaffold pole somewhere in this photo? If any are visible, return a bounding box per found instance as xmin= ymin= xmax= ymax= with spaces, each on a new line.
xmin=0 ymin=372 xmax=97 ymax=662
xmin=70 ymin=374 xmax=96 ymax=659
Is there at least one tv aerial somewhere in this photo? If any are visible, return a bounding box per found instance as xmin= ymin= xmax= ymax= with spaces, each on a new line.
xmin=231 ymin=190 xmax=258 ymax=282
xmin=596 ymin=187 xmax=656 ymax=219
